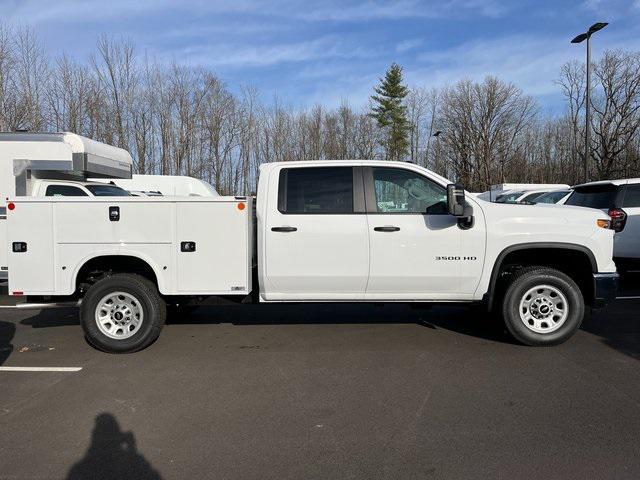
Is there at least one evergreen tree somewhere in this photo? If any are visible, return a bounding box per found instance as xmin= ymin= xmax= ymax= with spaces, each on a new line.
xmin=370 ymin=63 xmax=410 ymax=160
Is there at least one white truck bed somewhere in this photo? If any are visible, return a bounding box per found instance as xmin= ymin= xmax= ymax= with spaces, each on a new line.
xmin=6 ymin=197 xmax=253 ymax=296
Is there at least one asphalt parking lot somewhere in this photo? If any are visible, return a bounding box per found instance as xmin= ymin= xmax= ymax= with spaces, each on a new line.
xmin=1 ymin=280 xmax=639 ymax=479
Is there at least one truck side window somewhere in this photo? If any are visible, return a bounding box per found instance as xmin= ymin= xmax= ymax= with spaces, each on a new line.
xmin=372 ymin=168 xmax=446 ymax=214
xmin=279 ymin=167 xmax=353 ymax=214
xmin=45 ymin=185 xmax=89 ymax=196
xmin=623 ymin=185 xmax=640 ymax=208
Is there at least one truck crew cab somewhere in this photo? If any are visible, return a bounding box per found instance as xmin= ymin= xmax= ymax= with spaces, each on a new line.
xmin=4 ymin=140 xmax=619 ymax=352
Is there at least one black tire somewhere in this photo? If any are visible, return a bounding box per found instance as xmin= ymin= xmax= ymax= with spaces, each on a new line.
xmin=81 ymin=273 xmax=166 ymax=353
xmin=501 ymin=267 xmax=584 ymax=346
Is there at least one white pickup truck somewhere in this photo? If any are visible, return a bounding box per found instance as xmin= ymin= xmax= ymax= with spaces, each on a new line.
xmin=4 ymin=160 xmax=619 ymax=352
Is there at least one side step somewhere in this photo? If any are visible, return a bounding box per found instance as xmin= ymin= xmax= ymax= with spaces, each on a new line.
xmin=15 ymin=301 xmax=81 ymax=310
xmin=0 ymin=299 xmax=81 ymax=309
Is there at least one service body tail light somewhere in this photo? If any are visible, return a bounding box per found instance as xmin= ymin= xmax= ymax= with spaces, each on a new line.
xmin=607 ymin=207 xmax=627 ymax=232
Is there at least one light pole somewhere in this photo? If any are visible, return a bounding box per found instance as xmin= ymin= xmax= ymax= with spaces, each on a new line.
xmin=571 ymin=22 xmax=608 ymax=182
xmin=432 ymin=130 xmax=443 ymax=176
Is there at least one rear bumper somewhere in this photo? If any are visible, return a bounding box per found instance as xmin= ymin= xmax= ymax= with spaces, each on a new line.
xmin=592 ymin=272 xmax=619 ymax=308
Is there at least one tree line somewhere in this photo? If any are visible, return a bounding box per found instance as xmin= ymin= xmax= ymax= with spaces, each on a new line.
xmin=1 ymin=24 xmax=639 ymax=194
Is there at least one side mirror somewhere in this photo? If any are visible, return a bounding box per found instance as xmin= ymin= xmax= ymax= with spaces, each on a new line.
xmin=447 ymin=183 xmax=466 ymax=216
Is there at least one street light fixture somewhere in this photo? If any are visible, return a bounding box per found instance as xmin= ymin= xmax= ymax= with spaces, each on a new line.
xmin=431 ymin=131 xmax=444 ymax=176
xmin=571 ymin=22 xmax=608 ymax=182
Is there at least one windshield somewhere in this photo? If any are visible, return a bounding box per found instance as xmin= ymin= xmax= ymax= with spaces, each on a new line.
xmin=496 ymin=191 xmax=525 ymax=203
xmin=519 ymin=191 xmax=547 ymax=203
xmin=535 ymin=190 xmax=571 ymax=204
xmin=565 ymin=185 xmax=619 ymax=208
xmin=85 ymin=185 xmax=131 ymax=197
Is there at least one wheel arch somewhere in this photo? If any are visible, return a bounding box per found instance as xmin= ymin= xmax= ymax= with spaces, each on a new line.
xmin=485 ymin=242 xmax=597 ymax=311
xmin=73 ymin=253 xmax=166 ymax=295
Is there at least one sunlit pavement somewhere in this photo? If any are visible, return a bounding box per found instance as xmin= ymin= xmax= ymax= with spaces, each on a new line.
xmin=0 ymin=281 xmax=639 ymax=479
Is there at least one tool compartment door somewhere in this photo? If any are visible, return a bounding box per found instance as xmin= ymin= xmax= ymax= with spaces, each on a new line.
xmin=176 ymin=199 xmax=251 ymax=294
xmin=0 ymin=207 xmax=7 ymax=280
xmin=7 ymin=202 xmax=55 ymax=294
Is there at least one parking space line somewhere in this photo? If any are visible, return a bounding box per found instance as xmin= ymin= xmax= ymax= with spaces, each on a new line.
xmin=0 ymin=366 xmax=82 ymax=372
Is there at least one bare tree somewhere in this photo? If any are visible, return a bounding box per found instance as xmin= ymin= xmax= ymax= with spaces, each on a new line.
xmin=6 ymin=24 xmax=640 ymax=194
xmin=439 ymin=77 xmax=536 ymax=190
xmin=592 ymin=50 xmax=640 ymax=178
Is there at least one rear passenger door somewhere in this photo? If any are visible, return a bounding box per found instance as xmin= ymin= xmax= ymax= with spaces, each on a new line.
xmin=263 ymin=166 xmax=369 ymax=300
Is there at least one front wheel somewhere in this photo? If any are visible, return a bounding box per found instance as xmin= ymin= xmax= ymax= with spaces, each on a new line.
xmin=81 ymin=273 xmax=166 ymax=353
xmin=501 ymin=267 xmax=584 ymax=346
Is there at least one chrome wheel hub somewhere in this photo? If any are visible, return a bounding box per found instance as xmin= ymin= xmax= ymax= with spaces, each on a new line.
xmin=518 ymin=284 xmax=568 ymax=334
xmin=95 ymin=292 xmax=144 ymax=340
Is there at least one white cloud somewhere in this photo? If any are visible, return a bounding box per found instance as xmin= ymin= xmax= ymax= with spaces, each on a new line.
xmin=396 ymin=38 xmax=423 ymax=53
xmin=300 ymin=26 xmax=640 ymax=110
xmin=175 ymin=36 xmax=377 ymax=68
xmin=299 ymin=0 xmax=510 ymax=22
xmin=404 ymin=28 xmax=640 ymax=110
xmin=581 ymin=0 xmax=638 ymax=19
xmin=5 ymin=0 xmax=512 ymax=25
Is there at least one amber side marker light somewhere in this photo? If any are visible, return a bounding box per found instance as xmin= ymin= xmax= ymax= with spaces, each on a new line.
xmin=597 ymin=219 xmax=611 ymax=229
xmin=237 ymin=202 xmax=246 ymax=211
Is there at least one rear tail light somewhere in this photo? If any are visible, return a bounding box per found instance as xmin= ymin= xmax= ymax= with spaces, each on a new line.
xmin=607 ymin=207 xmax=627 ymax=232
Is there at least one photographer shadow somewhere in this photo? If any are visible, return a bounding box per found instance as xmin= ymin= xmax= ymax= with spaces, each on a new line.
xmin=0 ymin=320 xmax=15 ymax=365
xmin=67 ymin=413 xmax=162 ymax=480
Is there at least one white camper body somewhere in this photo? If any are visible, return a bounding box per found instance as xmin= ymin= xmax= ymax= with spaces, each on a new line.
xmin=0 ymin=132 xmax=132 ymax=280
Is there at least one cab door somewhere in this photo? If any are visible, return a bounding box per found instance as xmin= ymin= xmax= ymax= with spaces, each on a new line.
xmin=263 ymin=166 xmax=369 ymax=300
xmin=364 ymin=166 xmax=482 ymax=300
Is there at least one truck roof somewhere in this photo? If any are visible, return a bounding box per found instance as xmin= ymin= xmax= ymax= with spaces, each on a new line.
xmin=260 ymin=160 xmax=453 ymax=186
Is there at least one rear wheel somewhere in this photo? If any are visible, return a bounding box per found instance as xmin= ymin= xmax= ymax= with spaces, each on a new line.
xmin=81 ymin=273 xmax=166 ymax=353
xmin=501 ymin=267 xmax=584 ymax=346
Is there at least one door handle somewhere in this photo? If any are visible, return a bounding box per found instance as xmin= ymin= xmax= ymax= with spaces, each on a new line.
xmin=181 ymin=241 xmax=196 ymax=252
xmin=271 ymin=226 xmax=297 ymax=232
xmin=374 ymin=226 xmax=400 ymax=232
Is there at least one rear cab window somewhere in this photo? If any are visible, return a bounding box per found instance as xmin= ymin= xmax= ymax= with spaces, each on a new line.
xmin=278 ymin=167 xmax=355 ymax=214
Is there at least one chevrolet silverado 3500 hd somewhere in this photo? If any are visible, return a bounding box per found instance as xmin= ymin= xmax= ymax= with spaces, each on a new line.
xmin=5 ymin=160 xmax=618 ymax=352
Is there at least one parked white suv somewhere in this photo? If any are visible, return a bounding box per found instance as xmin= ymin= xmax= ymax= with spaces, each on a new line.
xmin=565 ymin=179 xmax=640 ymax=271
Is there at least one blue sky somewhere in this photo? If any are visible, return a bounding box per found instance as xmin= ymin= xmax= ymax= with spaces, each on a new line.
xmin=5 ymin=0 xmax=640 ymax=113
